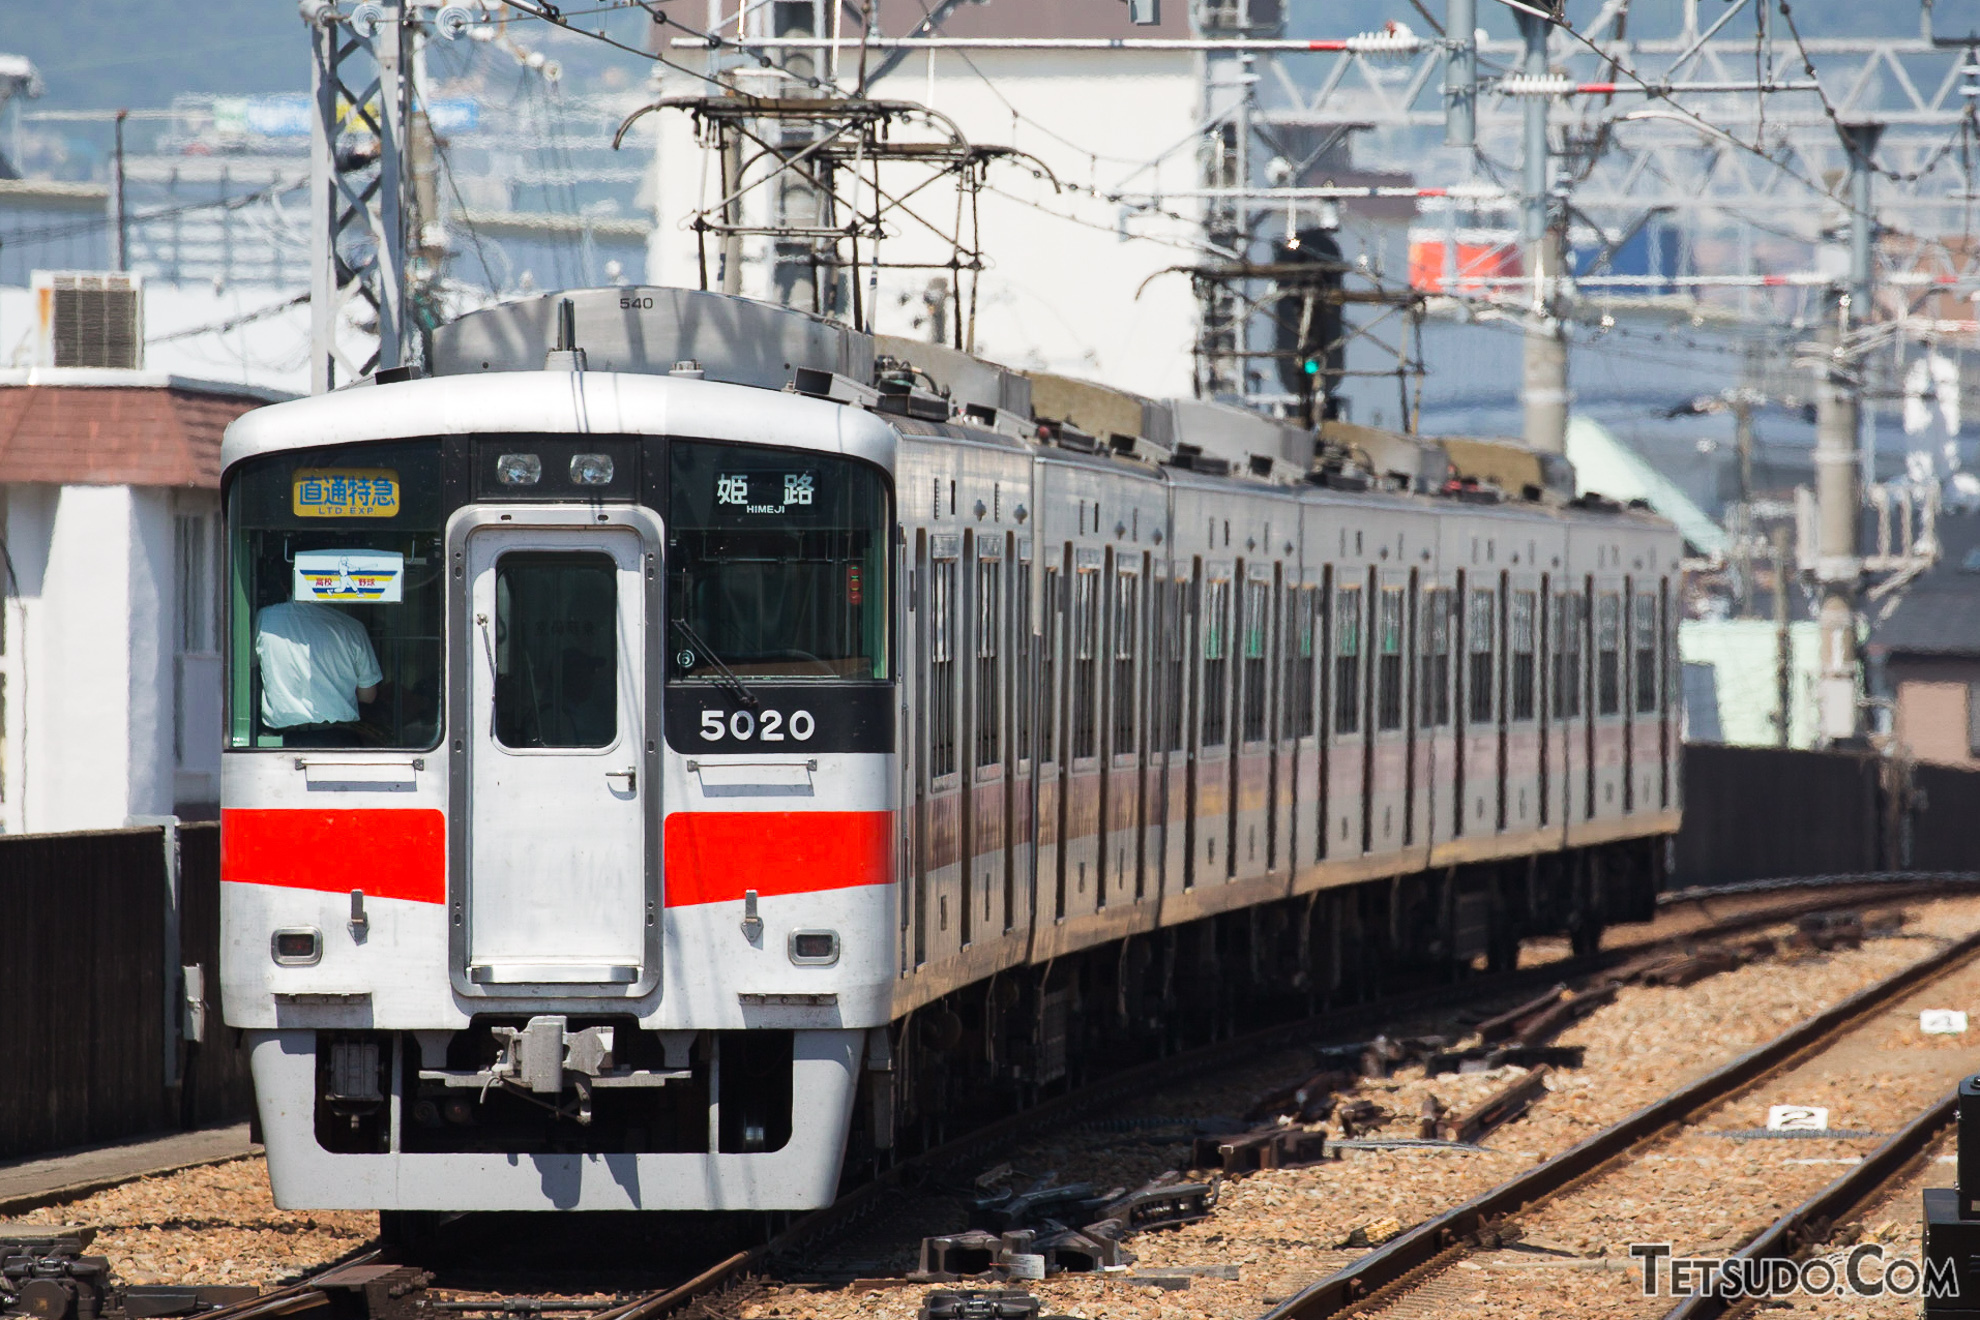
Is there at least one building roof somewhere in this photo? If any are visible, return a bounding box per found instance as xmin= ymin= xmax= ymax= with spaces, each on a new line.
xmin=1869 ymin=511 xmax=1980 ymax=659
xmin=0 ymin=374 xmax=276 ymax=487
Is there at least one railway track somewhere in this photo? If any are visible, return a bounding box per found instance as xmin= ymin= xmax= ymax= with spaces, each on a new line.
xmin=1258 ymin=919 xmax=1980 ymax=1319
xmin=573 ymin=876 xmax=1980 ymax=1318
xmin=12 ymin=875 xmax=1971 ymax=1320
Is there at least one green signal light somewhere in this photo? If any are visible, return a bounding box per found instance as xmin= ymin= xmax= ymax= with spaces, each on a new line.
xmin=1302 ymin=358 xmax=1320 ymax=375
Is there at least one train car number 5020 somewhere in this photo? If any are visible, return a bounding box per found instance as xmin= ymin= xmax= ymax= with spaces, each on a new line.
xmin=700 ymin=709 xmax=815 ymax=741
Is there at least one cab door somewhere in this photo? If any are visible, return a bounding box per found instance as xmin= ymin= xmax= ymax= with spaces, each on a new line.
xmin=456 ymin=515 xmax=659 ymax=991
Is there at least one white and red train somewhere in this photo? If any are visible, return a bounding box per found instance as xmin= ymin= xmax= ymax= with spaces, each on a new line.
xmin=219 ymin=287 xmax=1681 ymax=1218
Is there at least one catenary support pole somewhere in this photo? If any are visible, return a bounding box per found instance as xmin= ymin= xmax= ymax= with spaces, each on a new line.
xmin=1443 ymin=0 xmax=1476 ymax=149
xmin=1517 ymin=10 xmax=1567 ymax=455
xmin=110 ymin=109 xmax=127 ymax=272
xmin=1813 ymin=122 xmax=1881 ymax=744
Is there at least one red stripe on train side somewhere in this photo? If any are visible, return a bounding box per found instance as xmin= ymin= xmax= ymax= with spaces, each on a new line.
xmin=221 ymin=808 xmax=447 ymax=903
xmin=663 ymin=810 xmax=893 ymax=907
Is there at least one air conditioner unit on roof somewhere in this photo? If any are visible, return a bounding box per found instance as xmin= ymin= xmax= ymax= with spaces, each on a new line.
xmin=33 ymin=271 xmax=144 ymax=370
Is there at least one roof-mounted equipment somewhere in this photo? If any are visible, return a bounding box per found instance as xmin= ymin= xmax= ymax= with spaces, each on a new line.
xmin=792 ymin=367 xmax=880 ymax=407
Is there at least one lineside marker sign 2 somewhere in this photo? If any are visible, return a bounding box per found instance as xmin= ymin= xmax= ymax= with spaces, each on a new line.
xmin=1767 ymin=1105 xmax=1830 ymax=1132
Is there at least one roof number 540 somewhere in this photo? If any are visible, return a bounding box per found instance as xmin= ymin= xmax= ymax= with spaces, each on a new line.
xmin=700 ymin=708 xmax=815 ymax=742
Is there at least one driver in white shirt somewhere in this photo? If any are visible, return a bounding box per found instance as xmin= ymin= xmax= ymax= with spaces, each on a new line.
xmin=255 ymin=599 xmax=383 ymax=742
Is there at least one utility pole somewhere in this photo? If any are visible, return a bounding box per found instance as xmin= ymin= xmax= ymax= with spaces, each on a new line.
xmin=1812 ymin=120 xmax=1881 ymax=744
xmin=110 ymin=109 xmax=128 ymax=272
xmin=1773 ymin=523 xmax=1792 ymax=747
xmin=1516 ymin=10 xmax=1568 ymax=455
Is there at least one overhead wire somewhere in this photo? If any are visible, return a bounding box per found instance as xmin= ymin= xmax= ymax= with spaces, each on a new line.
xmin=0 ymin=178 xmax=307 ymax=247
xmin=1775 ymin=0 xmax=1976 ymax=187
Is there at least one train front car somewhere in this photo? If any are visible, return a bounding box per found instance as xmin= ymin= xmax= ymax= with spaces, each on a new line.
xmin=218 ymin=368 xmax=900 ymax=1213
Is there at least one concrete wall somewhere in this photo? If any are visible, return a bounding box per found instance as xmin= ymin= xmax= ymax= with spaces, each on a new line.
xmin=1889 ymin=656 xmax=1980 ymax=768
xmin=1677 ymin=618 xmax=1821 ymax=749
xmin=0 ymin=482 xmax=219 ymax=833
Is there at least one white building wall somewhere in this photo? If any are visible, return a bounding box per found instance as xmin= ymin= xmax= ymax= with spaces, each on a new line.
xmin=127 ymin=486 xmax=177 ymax=822
xmin=0 ymin=481 xmax=197 ymax=834
xmin=644 ymin=52 xmax=1203 ymax=399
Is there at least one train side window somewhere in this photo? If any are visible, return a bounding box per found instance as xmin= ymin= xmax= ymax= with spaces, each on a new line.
xmin=1376 ymin=586 xmax=1405 ymax=731
xmin=1241 ymin=578 xmax=1270 ymax=743
xmin=1596 ymin=592 xmax=1622 ymax=716
xmin=1042 ymin=565 xmax=1063 ymax=764
xmin=1332 ymin=584 xmax=1361 ymax=736
xmin=1201 ymin=578 xmax=1230 ymax=747
xmin=930 ymin=556 xmax=959 ymax=778
xmin=1015 ymin=559 xmax=1034 ymax=762
xmin=1510 ymin=590 xmax=1537 ymax=721
xmin=1072 ymin=567 xmax=1099 ymax=759
xmin=1467 ymin=587 xmax=1496 ymax=724
xmin=1419 ymin=588 xmax=1450 ymax=727
xmin=1633 ymin=590 xmax=1658 ymax=714
xmin=1112 ymin=569 xmax=1139 ymax=753
xmin=975 ymin=554 xmax=1001 ymax=769
xmin=1285 ymin=587 xmax=1317 ymax=739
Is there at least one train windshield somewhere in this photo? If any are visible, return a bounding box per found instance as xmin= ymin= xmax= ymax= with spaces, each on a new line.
xmin=225 ymin=440 xmax=445 ymax=750
xmin=668 ymin=440 xmax=890 ymax=680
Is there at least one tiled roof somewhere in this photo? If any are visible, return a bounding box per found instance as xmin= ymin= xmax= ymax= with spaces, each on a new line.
xmin=1870 ymin=512 xmax=1980 ymax=658
xmin=0 ymin=384 xmax=266 ymax=488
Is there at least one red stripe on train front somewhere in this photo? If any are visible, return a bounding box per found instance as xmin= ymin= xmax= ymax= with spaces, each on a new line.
xmin=222 ymin=808 xmax=446 ymax=903
xmin=664 ymin=810 xmax=893 ymax=907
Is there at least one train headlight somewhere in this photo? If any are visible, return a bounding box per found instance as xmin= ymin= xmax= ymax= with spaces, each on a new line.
xmin=272 ymin=928 xmax=322 ymax=966
xmin=569 ymin=453 xmax=616 ymax=486
xmin=789 ymin=930 xmax=840 ymax=966
xmin=495 ymin=452 xmax=542 ymax=486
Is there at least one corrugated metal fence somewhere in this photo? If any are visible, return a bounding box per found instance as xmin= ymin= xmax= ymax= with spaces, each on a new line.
xmin=0 ymin=822 xmax=253 ymax=1162
xmin=1673 ymin=744 xmax=1980 ymax=888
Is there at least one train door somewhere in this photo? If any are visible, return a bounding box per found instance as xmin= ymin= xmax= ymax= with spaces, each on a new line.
xmin=1417 ymin=579 xmax=1453 ymax=845
xmin=1197 ymin=564 xmax=1233 ymax=881
xmin=462 ymin=522 xmax=655 ymax=987
xmin=1536 ymin=572 xmax=1551 ymax=828
xmin=1103 ymin=551 xmax=1143 ymax=907
xmin=1622 ymin=576 xmax=1637 ymax=814
xmin=1140 ymin=562 xmax=1168 ymax=899
xmin=1402 ymin=569 xmax=1420 ymax=848
xmin=1158 ymin=566 xmax=1193 ymax=896
xmin=1553 ymin=582 xmax=1584 ymax=825
xmin=965 ymin=532 xmax=1006 ymax=944
xmin=1592 ymin=576 xmax=1621 ymax=819
xmin=926 ymin=535 xmax=963 ymax=958
xmin=1629 ymin=576 xmax=1661 ymax=816
xmin=912 ymin=530 xmax=929 ymax=966
xmin=1660 ymin=574 xmax=1676 ymax=812
xmin=1009 ymin=536 xmax=1033 ymax=936
xmin=1233 ymin=562 xmax=1273 ymax=878
xmin=1065 ymin=549 xmax=1104 ymax=913
xmin=1285 ymin=577 xmax=1320 ymax=877
xmin=1039 ymin=549 xmax=1067 ymax=922
xmin=1461 ymin=571 xmax=1499 ymax=837
xmin=1369 ymin=572 xmax=1408 ymax=853
xmin=1327 ymin=570 xmax=1365 ymax=856
xmin=1506 ymin=576 xmax=1540 ymax=833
